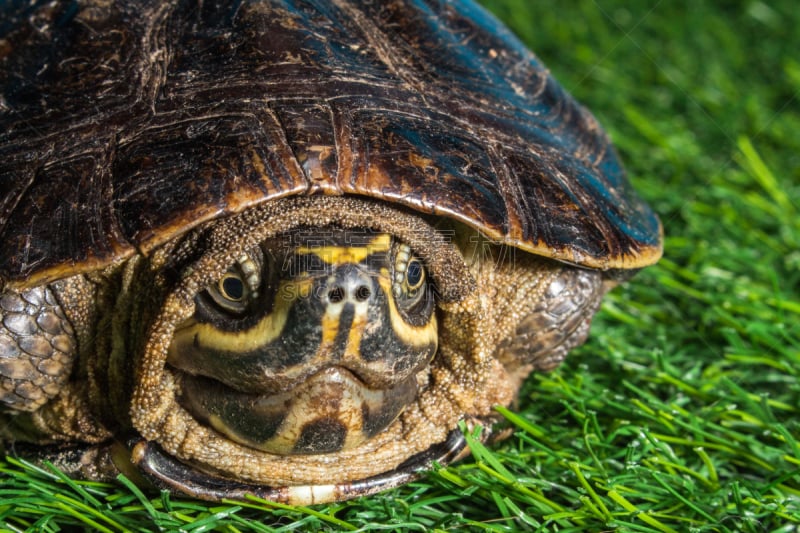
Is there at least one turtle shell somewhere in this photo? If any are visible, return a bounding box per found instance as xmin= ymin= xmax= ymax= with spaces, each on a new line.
xmin=0 ymin=0 xmax=662 ymax=289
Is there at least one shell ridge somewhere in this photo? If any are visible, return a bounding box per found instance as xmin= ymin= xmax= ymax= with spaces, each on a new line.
xmin=328 ymin=0 xmax=430 ymax=105
xmin=487 ymin=143 xmax=529 ymax=243
xmin=329 ymin=99 xmax=355 ymax=192
xmin=268 ymin=99 xmax=341 ymax=192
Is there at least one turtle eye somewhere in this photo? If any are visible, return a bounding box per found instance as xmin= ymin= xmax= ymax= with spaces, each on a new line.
xmin=218 ymin=273 xmax=245 ymax=302
xmin=206 ymin=252 xmax=262 ymax=315
xmin=208 ymin=269 xmax=250 ymax=314
xmin=393 ymin=244 xmax=428 ymax=307
xmin=405 ymin=259 xmax=425 ymax=291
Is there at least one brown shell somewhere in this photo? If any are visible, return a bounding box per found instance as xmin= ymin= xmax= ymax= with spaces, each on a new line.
xmin=0 ymin=0 xmax=662 ymax=288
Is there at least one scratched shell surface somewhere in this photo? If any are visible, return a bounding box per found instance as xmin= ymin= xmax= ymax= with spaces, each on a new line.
xmin=0 ymin=0 xmax=662 ymax=286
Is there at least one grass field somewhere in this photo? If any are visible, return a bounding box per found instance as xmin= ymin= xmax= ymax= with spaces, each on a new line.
xmin=2 ymin=1 xmax=799 ymax=531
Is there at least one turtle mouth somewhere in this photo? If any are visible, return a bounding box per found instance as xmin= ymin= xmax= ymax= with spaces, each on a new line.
xmin=175 ymin=365 xmax=419 ymax=455
xmin=130 ymin=428 xmax=470 ymax=504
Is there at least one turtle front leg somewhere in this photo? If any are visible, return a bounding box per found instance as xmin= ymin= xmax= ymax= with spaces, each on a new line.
xmin=501 ymin=266 xmax=607 ymax=372
xmin=482 ymin=255 xmax=609 ymax=377
xmin=0 ymin=285 xmax=77 ymax=413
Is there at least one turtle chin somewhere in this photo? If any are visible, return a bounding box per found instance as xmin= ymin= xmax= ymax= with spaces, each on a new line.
xmin=176 ymin=365 xmax=419 ymax=455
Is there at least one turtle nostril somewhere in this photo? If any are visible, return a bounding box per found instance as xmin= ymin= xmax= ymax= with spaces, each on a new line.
xmin=328 ymin=286 xmax=345 ymax=303
xmin=355 ymin=285 xmax=371 ymax=302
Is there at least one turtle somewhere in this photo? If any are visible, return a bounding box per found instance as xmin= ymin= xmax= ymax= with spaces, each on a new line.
xmin=0 ymin=0 xmax=662 ymax=504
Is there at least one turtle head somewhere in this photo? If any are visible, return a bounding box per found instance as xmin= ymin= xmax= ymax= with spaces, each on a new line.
xmin=167 ymin=228 xmax=437 ymax=454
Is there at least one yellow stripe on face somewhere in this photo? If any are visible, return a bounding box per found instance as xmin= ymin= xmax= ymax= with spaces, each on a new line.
xmin=321 ymin=311 xmax=341 ymax=347
xmin=296 ymin=233 xmax=391 ymax=266
xmin=172 ymin=235 xmax=392 ymax=356
xmin=377 ymin=277 xmax=438 ymax=349
xmin=344 ymin=309 xmax=368 ymax=360
xmin=171 ymin=278 xmax=313 ymax=353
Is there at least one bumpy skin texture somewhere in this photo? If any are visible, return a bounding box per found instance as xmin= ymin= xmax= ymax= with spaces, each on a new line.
xmin=0 ymin=196 xmax=610 ymax=503
xmin=0 ymin=0 xmax=662 ymax=503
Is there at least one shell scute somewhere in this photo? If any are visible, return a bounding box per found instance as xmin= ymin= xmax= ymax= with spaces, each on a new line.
xmin=0 ymin=0 xmax=661 ymax=286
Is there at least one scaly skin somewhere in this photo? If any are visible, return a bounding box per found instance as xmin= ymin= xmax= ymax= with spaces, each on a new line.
xmin=0 ymin=285 xmax=76 ymax=412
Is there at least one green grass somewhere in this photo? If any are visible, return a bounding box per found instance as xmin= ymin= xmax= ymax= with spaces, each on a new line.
xmin=3 ymin=1 xmax=799 ymax=531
